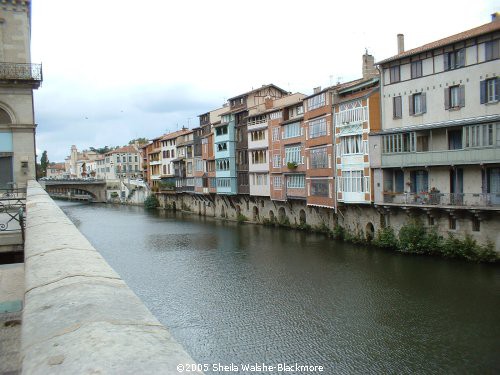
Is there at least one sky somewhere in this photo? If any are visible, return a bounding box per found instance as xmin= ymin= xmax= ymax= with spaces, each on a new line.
xmin=30 ymin=0 xmax=499 ymax=162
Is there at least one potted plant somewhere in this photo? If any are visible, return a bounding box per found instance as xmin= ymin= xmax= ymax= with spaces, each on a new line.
xmin=287 ymin=161 xmax=298 ymax=169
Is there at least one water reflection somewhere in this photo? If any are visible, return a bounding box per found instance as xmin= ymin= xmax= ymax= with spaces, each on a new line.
xmin=58 ymin=201 xmax=499 ymax=374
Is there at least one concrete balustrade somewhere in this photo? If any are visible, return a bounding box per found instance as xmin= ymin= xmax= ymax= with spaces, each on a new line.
xmin=22 ymin=181 xmax=202 ymax=374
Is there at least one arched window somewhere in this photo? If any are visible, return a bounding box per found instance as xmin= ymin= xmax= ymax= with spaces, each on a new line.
xmin=0 ymin=107 xmax=12 ymax=124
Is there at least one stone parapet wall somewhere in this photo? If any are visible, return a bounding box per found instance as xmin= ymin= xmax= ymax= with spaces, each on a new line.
xmin=22 ymin=181 xmax=201 ymax=374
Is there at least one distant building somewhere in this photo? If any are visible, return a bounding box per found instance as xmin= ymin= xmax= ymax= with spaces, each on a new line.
xmin=0 ymin=0 xmax=42 ymax=188
xmin=46 ymin=163 xmax=66 ymax=179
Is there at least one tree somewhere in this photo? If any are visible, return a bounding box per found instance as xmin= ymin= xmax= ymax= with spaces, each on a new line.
xmin=40 ymin=150 xmax=49 ymax=177
xmin=128 ymin=137 xmax=148 ymax=146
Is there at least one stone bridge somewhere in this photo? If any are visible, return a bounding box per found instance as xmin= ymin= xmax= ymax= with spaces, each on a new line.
xmin=40 ymin=179 xmax=107 ymax=203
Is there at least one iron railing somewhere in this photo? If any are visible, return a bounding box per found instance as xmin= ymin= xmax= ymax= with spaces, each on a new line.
xmin=0 ymin=62 xmax=42 ymax=81
xmin=0 ymin=188 xmax=26 ymax=237
xmin=382 ymin=192 xmax=500 ymax=207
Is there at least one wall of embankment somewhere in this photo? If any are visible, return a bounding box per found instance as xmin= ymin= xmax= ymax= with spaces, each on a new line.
xmin=22 ymin=181 xmax=202 ymax=374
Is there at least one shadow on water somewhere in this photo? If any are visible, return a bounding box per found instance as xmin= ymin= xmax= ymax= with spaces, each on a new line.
xmin=57 ymin=201 xmax=500 ymax=374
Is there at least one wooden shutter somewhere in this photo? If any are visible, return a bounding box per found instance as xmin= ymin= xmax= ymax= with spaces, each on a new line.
xmin=480 ymin=80 xmax=487 ymax=104
xmin=444 ymin=88 xmax=450 ymax=109
xmin=409 ymin=94 xmax=414 ymax=115
xmin=421 ymin=92 xmax=427 ymax=113
xmin=459 ymin=85 xmax=466 ymax=107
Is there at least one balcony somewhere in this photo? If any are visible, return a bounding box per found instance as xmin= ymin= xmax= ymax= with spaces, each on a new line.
xmin=0 ymin=62 xmax=42 ymax=87
xmin=381 ymin=192 xmax=500 ymax=208
xmin=381 ymin=147 xmax=500 ymax=168
xmin=335 ymin=106 xmax=367 ymax=126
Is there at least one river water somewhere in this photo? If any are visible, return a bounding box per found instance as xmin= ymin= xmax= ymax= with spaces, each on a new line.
xmin=57 ymin=201 xmax=499 ymax=374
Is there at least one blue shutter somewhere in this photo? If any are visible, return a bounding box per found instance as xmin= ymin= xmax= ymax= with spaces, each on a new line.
xmin=480 ymin=80 xmax=487 ymax=104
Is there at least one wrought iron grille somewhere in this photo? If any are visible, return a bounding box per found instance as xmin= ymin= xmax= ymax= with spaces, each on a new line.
xmin=0 ymin=62 xmax=42 ymax=81
xmin=0 ymin=188 xmax=26 ymax=235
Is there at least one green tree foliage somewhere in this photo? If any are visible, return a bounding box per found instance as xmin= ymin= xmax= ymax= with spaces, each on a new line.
xmin=128 ymin=138 xmax=148 ymax=146
xmin=144 ymin=194 xmax=159 ymax=209
xmin=40 ymin=150 xmax=49 ymax=177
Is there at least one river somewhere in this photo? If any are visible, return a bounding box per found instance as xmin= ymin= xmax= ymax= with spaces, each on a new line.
xmin=58 ymin=201 xmax=499 ymax=374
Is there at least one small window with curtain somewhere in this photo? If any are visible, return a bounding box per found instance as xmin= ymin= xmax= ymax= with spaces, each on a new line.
xmin=389 ymin=66 xmax=400 ymax=83
xmin=411 ymin=61 xmax=422 ymax=79
xmin=485 ymin=40 xmax=500 ymax=61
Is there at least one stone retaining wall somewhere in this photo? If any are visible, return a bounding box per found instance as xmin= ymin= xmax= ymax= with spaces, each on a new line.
xmin=22 ymin=181 xmax=201 ymax=374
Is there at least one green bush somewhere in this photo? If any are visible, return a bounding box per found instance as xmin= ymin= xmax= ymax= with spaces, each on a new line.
xmin=332 ymin=224 xmax=345 ymax=240
xmin=237 ymin=213 xmax=248 ymax=223
xmin=373 ymin=227 xmax=398 ymax=249
xmin=110 ymin=192 xmax=119 ymax=198
xmin=398 ymin=219 xmax=428 ymax=254
xmin=144 ymin=194 xmax=159 ymax=209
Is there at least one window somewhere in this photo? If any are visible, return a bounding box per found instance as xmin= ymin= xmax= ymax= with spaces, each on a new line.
xmin=272 ymin=154 xmax=281 ymax=168
xmin=283 ymin=122 xmax=301 ymax=139
xmin=273 ymin=176 xmax=282 ymax=189
xmin=250 ymin=130 xmax=266 ymax=141
xmin=444 ymin=49 xmax=465 ymax=70
xmin=339 ymin=171 xmax=365 ymax=193
xmin=216 ymin=142 xmax=227 ymax=152
xmin=393 ymin=96 xmax=402 ymax=119
xmin=251 ymin=173 xmax=268 ymax=186
xmin=310 ymin=146 xmax=328 ymax=168
xmin=382 ymin=132 xmax=416 ymax=153
xmin=472 ymin=217 xmax=480 ymax=232
xmin=272 ymin=127 xmax=280 ymax=141
xmin=410 ymin=93 xmax=426 ymax=115
xmin=296 ymin=105 xmax=304 ymax=115
xmin=269 ymin=111 xmax=282 ymax=120
xmin=186 ymin=162 xmax=192 ymax=174
xmin=340 ymin=135 xmax=363 ymax=155
xmin=251 ymin=150 xmax=267 ymax=164
xmin=480 ymin=78 xmax=499 ymax=104
xmin=286 ymin=174 xmax=305 ymax=188
xmin=310 ymin=179 xmax=329 ymax=197
xmin=389 ymin=66 xmax=400 ymax=83
xmin=215 ymin=126 xmax=228 ymax=136
xmin=411 ymin=61 xmax=422 ymax=79
xmin=284 ymin=145 xmax=302 ymax=164
xmin=445 ymin=85 xmax=465 ymax=109
xmin=308 ymin=117 xmax=327 ymax=138
xmin=449 ymin=217 xmax=457 ymax=230
xmin=464 ymin=124 xmax=494 ymax=148
xmin=485 ymin=40 xmax=500 ymax=61
xmin=216 ymin=178 xmax=231 ymax=188
xmin=307 ymin=93 xmax=325 ymax=110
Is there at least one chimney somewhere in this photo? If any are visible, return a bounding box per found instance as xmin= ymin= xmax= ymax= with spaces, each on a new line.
xmin=492 ymin=12 xmax=500 ymax=22
xmin=362 ymin=52 xmax=377 ymax=79
xmin=397 ymin=34 xmax=404 ymax=54
xmin=313 ymin=86 xmax=321 ymax=94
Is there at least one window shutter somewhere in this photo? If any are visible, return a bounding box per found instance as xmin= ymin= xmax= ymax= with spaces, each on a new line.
xmin=444 ymin=88 xmax=450 ymax=109
xmin=480 ymin=80 xmax=487 ymax=104
xmin=459 ymin=85 xmax=466 ymax=107
xmin=443 ymin=53 xmax=449 ymax=71
xmin=409 ymin=95 xmax=414 ymax=115
xmin=393 ymin=97 xmax=397 ymax=118
xmin=421 ymin=92 xmax=427 ymax=113
xmin=495 ymin=78 xmax=500 ymax=101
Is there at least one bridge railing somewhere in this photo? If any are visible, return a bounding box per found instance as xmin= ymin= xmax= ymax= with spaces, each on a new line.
xmin=22 ymin=180 xmax=202 ymax=373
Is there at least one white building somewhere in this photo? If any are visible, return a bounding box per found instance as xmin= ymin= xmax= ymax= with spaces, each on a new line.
xmin=370 ymin=14 xmax=500 ymax=244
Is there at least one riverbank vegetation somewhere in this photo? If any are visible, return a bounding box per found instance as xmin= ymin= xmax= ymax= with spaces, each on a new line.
xmin=144 ymin=195 xmax=159 ymax=209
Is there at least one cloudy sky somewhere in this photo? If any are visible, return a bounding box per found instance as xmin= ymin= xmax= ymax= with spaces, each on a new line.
xmin=31 ymin=0 xmax=498 ymax=162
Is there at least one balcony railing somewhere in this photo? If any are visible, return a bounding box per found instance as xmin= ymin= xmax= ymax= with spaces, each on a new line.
xmin=335 ymin=106 xmax=367 ymax=126
xmin=0 ymin=62 xmax=42 ymax=82
xmin=382 ymin=192 xmax=500 ymax=207
xmin=0 ymin=188 xmax=26 ymax=235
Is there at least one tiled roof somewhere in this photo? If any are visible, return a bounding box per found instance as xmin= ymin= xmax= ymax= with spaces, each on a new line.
xmin=160 ymin=129 xmax=190 ymax=141
xmin=377 ymin=19 xmax=500 ymax=65
xmin=108 ymin=145 xmax=138 ymax=154
xmin=227 ymin=84 xmax=289 ymax=101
